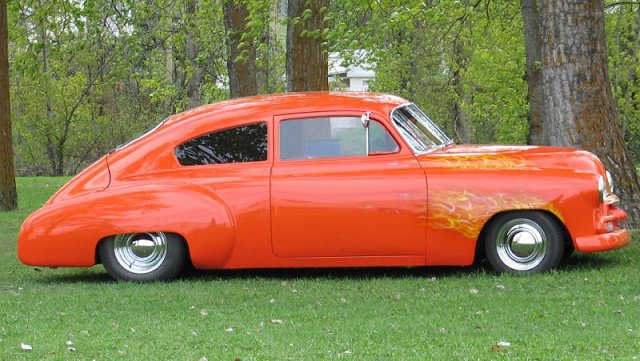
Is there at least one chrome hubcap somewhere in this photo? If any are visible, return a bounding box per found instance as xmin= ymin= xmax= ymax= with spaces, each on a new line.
xmin=113 ymin=232 xmax=168 ymax=274
xmin=495 ymin=219 xmax=547 ymax=271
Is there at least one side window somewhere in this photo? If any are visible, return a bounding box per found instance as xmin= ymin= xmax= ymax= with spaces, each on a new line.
xmin=175 ymin=123 xmax=267 ymax=166
xmin=370 ymin=121 xmax=400 ymax=154
xmin=279 ymin=117 xmax=398 ymax=160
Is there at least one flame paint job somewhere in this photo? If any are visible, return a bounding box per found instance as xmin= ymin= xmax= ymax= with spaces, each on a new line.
xmin=429 ymin=190 xmax=563 ymax=238
xmin=17 ymin=92 xmax=629 ymax=272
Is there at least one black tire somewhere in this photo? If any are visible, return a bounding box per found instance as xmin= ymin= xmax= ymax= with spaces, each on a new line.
xmin=484 ymin=211 xmax=564 ymax=274
xmin=563 ymin=241 xmax=575 ymax=260
xmin=99 ymin=232 xmax=187 ymax=281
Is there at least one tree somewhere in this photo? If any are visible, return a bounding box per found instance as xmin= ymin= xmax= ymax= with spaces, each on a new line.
xmin=186 ymin=0 xmax=202 ymax=108
xmin=224 ymin=0 xmax=258 ymax=98
xmin=9 ymin=0 xmax=231 ymax=175
xmin=286 ymin=0 xmax=329 ymax=92
xmin=606 ymin=3 xmax=640 ymax=161
xmin=327 ymin=1 xmax=527 ymax=144
xmin=0 ymin=0 xmax=17 ymax=211
xmin=525 ymin=0 xmax=640 ymax=224
xmin=521 ymin=0 xmax=544 ymax=144
xmin=10 ymin=0 xmax=118 ymax=176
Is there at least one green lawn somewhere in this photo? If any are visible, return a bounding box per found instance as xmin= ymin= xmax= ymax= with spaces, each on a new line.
xmin=1 ymin=178 xmax=638 ymax=360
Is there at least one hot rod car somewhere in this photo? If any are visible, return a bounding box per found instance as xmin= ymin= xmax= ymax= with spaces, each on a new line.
xmin=18 ymin=92 xmax=629 ymax=281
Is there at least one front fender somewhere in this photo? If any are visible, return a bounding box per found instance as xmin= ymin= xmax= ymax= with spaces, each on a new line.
xmin=17 ymin=183 xmax=235 ymax=268
xmin=425 ymin=169 xmax=598 ymax=265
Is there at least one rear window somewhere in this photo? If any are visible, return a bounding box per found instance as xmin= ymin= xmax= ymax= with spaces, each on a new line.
xmin=175 ymin=123 xmax=268 ymax=166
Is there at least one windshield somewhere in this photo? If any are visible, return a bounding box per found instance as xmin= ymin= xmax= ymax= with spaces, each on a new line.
xmin=391 ymin=104 xmax=452 ymax=153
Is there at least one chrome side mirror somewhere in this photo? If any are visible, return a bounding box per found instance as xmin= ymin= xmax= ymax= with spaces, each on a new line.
xmin=361 ymin=112 xmax=371 ymax=155
xmin=361 ymin=112 xmax=371 ymax=128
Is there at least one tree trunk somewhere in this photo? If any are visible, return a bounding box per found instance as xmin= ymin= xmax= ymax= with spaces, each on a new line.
xmin=537 ymin=0 xmax=640 ymax=225
xmin=186 ymin=0 xmax=201 ymax=108
xmin=166 ymin=45 xmax=175 ymax=86
xmin=286 ymin=0 xmax=329 ymax=92
xmin=224 ymin=0 xmax=258 ymax=98
xmin=0 ymin=0 xmax=17 ymax=211
xmin=186 ymin=35 xmax=201 ymax=107
xmin=452 ymin=34 xmax=471 ymax=144
xmin=521 ymin=0 xmax=544 ymax=145
xmin=452 ymin=90 xmax=470 ymax=143
xmin=37 ymin=0 xmax=63 ymax=176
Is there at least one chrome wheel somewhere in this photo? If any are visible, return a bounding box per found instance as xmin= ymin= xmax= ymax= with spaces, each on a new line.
xmin=495 ymin=219 xmax=547 ymax=271
xmin=484 ymin=211 xmax=564 ymax=274
xmin=113 ymin=232 xmax=168 ymax=274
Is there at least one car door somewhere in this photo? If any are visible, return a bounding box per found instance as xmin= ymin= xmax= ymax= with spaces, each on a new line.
xmin=271 ymin=111 xmax=427 ymax=258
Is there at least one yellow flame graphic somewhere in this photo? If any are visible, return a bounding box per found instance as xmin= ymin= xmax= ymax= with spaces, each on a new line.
xmin=430 ymin=190 xmax=562 ymax=238
xmin=428 ymin=154 xmax=529 ymax=169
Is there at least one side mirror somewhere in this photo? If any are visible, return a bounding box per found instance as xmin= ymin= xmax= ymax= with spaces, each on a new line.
xmin=361 ymin=112 xmax=371 ymax=155
xmin=361 ymin=112 xmax=371 ymax=128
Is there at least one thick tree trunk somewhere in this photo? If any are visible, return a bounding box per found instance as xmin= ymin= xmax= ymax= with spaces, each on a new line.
xmin=286 ymin=0 xmax=329 ymax=92
xmin=538 ymin=0 xmax=640 ymax=225
xmin=224 ymin=0 xmax=258 ymax=98
xmin=521 ymin=0 xmax=544 ymax=145
xmin=0 ymin=0 xmax=17 ymax=211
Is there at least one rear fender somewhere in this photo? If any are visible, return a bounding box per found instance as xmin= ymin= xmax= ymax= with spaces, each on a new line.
xmin=18 ymin=184 xmax=235 ymax=268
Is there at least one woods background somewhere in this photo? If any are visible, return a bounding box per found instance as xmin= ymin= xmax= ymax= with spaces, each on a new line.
xmin=3 ymin=0 xmax=640 ymax=219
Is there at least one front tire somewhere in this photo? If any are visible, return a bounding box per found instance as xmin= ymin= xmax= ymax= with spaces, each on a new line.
xmin=99 ymin=232 xmax=186 ymax=281
xmin=484 ymin=211 xmax=564 ymax=274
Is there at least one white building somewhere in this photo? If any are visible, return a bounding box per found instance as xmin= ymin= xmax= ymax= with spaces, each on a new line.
xmin=328 ymin=52 xmax=375 ymax=92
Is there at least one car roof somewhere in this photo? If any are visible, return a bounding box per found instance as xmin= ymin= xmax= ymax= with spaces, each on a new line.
xmin=163 ymin=92 xmax=410 ymax=126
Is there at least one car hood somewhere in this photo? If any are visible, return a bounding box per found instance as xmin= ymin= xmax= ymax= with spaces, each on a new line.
xmin=417 ymin=145 xmax=604 ymax=174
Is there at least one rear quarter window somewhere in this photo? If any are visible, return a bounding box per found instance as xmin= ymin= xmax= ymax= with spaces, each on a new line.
xmin=175 ymin=123 xmax=268 ymax=166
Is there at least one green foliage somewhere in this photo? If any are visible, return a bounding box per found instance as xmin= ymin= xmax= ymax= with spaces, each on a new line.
xmin=328 ymin=0 xmax=528 ymax=144
xmin=606 ymin=2 xmax=640 ymax=162
xmin=9 ymin=0 xmax=232 ymax=175
xmin=457 ymin=2 xmax=528 ymax=144
xmin=7 ymin=0 xmax=640 ymax=175
xmin=246 ymin=0 xmax=286 ymax=93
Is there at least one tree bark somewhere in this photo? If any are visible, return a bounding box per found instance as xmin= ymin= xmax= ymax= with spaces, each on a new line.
xmin=286 ymin=0 xmax=329 ymax=92
xmin=452 ymin=32 xmax=471 ymax=144
xmin=186 ymin=0 xmax=201 ymax=108
xmin=521 ymin=0 xmax=544 ymax=145
xmin=36 ymin=0 xmax=62 ymax=176
xmin=0 ymin=0 xmax=17 ymax=211
xmin=166 ymin=45 xmax=175 ymax=86
xmin=224 ymin=0 xmax=258 ymax=98
xmin=537 ymin=0 xmax=640 ymax=225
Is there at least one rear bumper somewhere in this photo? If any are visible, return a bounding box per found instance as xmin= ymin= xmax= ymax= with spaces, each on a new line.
xmin=575 ymin=228 xmax=630 ymax=253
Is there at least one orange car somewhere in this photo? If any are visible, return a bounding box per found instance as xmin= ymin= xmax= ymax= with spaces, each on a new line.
xmin=17 ymin=92 xmax=629 ymax=281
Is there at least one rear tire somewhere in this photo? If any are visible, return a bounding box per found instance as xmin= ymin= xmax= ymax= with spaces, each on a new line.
xmin=99 ymin=232 xmax=186 ymax=281
xmin=484 ymin=211 xmax=564 ymax=274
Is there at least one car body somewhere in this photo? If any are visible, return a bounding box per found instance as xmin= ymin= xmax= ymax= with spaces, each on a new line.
xmin=17 ymin=92 xmax=630 ymax=281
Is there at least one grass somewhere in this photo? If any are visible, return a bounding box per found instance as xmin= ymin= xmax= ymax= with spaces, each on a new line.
xmin=1 ymin=178 xmax=639 ymax=360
